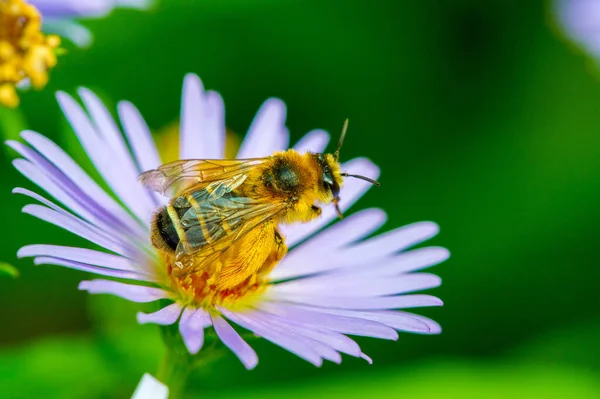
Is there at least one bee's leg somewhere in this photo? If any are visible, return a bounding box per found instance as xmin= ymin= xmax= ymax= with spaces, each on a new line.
xmin=256 ymin=229 xmax=288 ymax=279
xmin=311 ymin=205 xmax=322 ymax=217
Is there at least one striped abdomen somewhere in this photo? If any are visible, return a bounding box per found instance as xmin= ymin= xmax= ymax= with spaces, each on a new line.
xmin=151 ymin=188 xmax=249 ymax=254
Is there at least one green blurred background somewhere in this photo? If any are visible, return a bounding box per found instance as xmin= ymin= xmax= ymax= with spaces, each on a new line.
xmin=2 ymin=0 xmax=600 ymax=397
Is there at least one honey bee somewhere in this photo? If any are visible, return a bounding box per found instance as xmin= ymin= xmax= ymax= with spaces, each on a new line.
xmin=139 ymin=120 xmax=379 ymax=290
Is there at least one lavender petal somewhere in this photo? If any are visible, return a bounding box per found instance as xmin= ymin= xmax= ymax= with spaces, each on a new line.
xmin=349 ymin=246 xmax=450 ymax=277
xmin=219 ymin=308 xmax=324 ymax=367
xmin=272 ymin=273 xmax=441 ymax=297
xmin=79 ymin=279 xmax=169 ymax=302
xmin=18 ymin=244 xmax=136 ymax=271
xmin=179 ymin=308 xmax=211 ymax=355
xmin=21 ymin=204 xmax=126 ymax=256
xmin=117 ymin=101 xmax=162 ymax=175
xmin=259 ymin=302 xmax=398 ymax=340
xmin=34 ymin=256 xmax=148 ymax=280
xmin=78 ymin=88 xmax=156 ymax=222
xmin=211 ymin=315 xmax=258 ymax=370
xmin=272 ymin=293 xmax=443 ymax=310
xmin=290 ymin=306 xmax=442 ymax=334
xmin=293 ymin=129 xmax=330 ymax=153
xmin=137 ymin=303 xmax=182 ymax=325
xmin=271 ymin=208 xmax=387 ymax=281
xmin=237 ymin=98 xmax=288 ymax=158
xmin=249 ymin=309 xmax=362 ymax=357
xmin=180 ymin=74 xmax=225 ymax=159
xmin=56 ymin=91 xmax=153 ymax=224
xmin=276 ymin=221 xmax=440 ymax=280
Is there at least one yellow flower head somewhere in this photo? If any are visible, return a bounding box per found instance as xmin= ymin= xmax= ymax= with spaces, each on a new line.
xmin=0 ymin=0 xmax=60 ymax=107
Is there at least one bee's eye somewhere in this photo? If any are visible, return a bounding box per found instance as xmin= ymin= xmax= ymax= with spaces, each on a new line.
xmin=322 ymin=170 xmax=340 ymax=198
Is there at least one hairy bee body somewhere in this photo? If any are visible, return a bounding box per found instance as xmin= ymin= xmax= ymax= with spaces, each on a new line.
xmin=147 ymin=149 xmax=343 ymax=289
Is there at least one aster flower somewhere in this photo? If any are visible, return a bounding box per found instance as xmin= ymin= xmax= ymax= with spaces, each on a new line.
xmin=0 ymin=0 xmax=151 ymax=108
xmin=554 ymin=0 xmax=600 ymax=59
xmin=31 ymin=0 xmax=153 ymax=48
xmin=9 ymin=74 xmax=448 ymax=372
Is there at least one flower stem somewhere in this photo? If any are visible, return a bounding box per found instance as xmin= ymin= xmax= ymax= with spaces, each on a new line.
xmin=156 ymin=344 xmax=193 ymax=399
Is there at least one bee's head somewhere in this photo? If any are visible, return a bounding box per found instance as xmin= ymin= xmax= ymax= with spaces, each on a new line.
xmin=315 ymin=153 xmax=342 ymax=200
xmin=314 ymin=119 xmax=380 ymax=219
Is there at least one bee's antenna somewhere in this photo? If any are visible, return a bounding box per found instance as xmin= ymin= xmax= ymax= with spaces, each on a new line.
xmin=333 ymin=118 xmax=349 ymax=162
xmin=341 ymin=173 xmax=380 ymax=186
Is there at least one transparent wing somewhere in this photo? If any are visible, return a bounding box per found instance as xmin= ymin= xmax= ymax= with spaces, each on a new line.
xmin=167 ymin=176 xmax=288 ymax=276
xmin=139 ymin=158 xmax=268 ymax=197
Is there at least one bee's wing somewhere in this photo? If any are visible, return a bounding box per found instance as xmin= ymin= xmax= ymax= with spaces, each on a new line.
xmin=138 ymin=158 xmax=268 ymax=197
xmin=172 ymin=183 xmax=288 ymax=276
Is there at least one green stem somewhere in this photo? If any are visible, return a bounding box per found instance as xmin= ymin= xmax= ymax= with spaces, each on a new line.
xmin=155 ymin=319 xmax=224 ymax=398
xmin=156 ymin=345 xmax=194 ymax=399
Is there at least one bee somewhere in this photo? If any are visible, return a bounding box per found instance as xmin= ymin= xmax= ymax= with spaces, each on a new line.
xmin=139 ymin=120 xmax=379 ymax=290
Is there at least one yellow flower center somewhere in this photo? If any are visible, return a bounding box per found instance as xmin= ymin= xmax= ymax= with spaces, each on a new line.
xmin=159 ymin=252 xmax=269 ymax=311
xmin=0 ymin=0 xmax=60 ymax=107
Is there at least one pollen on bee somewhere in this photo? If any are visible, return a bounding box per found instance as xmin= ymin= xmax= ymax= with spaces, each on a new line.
xmin=0 ymin=0 xmax=61 ymax=107
xmin=160 ymin=252 xmax=269 ymax=310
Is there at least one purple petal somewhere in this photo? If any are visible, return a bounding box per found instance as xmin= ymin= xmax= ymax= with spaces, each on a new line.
xmin=79 ymin=279 xmax=169 ymax=302
xmin=211 ymin=314 xmax=258 ymax=370
xmin=22 ymin=204 xmax=127 ymax=256
xmin=258 ymin=302 xmax=398 ymax=340
xmin=77 ymin=88 xmax=156 ymax=221
xmin=9 ymin=147 xmax=144 ymax=248
xmin=237 ymin=98 xmax=287 ymax=158
xmin=117 ymin=101 xmax=162 ymax=174
xmin=280 ymin=157 xmax=380 ymax=246
xmin=244 ymin=311 xmax=342 ymax=364
xmin=271 ymin=208 xmax=387 ymax=281
xmin=218 ymin=308 xmax=323 ymax=367
xmin=294 ymin=307 xmax=442 ymax=334
xmin=14 ymin=187 xmax=149 ymax=261
xmin=56 ymin=91 xmax=153 ymax=224
xmin=277 ymin=221 xmax=440 ymax=280
xmin=361 ymin=353 xmax=373 ymax=364
xmin=18 ymin=245 xmax=137 ymax=271
xmin=15 ymin=131 xmax=143 ymax=233
xmin=31 ymin=0 xmax=114 ymax=18
xmin=179 ymin=75 xmax=226 ymax=159
xmin=353 ymin=246 xmax=450 ymax=277
xmin=203 ymin=90 xmax=226 ymax=158
xmin=33 ymin=256 xmax=148 ymax=280
xmin=293 ymin=129 xmax=330 ymax=153
xmin=12 ymin=158 xmax=122 ymax=238
xmin=137 ymin=303 xmax=182 ymax=325
xmin=42 ymin=19 xmax=93 ymax=48
xmin=248 ymin=310 xmax=362 ymax=357
xmin=271 ymin=273 xmax=441 ymax=297
xmin=272 ymin=293 xmax=443 ymax=310
xmin=556 ymin=0 xmax=600 ymax=53
xmin=179 ymin=308 xmax=211 ymax=355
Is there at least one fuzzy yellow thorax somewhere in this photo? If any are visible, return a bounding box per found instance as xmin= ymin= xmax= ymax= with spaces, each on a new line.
xmin=0 ymin=0 xmax=60 ymax=107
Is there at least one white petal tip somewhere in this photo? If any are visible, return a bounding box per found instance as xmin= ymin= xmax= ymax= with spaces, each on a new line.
xmin=76 ymin=87 xmax=92 ymax=97
xmin=243 ymin=358 xmax=259 ymax=370
xmin=360 ymin=353 xmax=373 ymax=364
xmin=136 ymin=312 xmax=151 ymax=324
xmin=55 ymin=91 xmax=70 ymax=103
xmin=132 ymin=373 xmax=168 ymax=399
xmin=16 ymin=247 xmax=29 ymax=259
